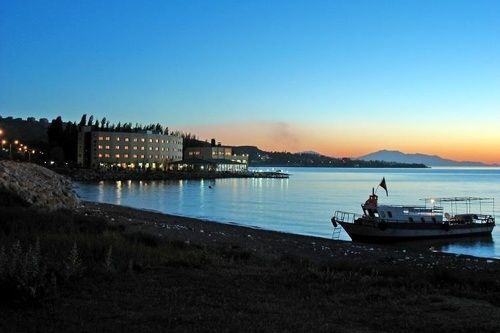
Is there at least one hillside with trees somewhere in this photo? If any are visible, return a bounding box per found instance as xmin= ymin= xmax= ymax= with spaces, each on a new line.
xmin=232 ymin=146 xmax=427 ymax=168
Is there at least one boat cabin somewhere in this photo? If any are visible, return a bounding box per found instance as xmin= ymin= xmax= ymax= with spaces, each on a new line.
xmin=361 ymin=192 xmax=444 ymax=223
xmin=362 ymin=204 xmax=444 ymax=223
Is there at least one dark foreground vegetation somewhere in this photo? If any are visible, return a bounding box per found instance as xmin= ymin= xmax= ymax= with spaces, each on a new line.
xmin=1 ymin=205 xmax=500 ymax=332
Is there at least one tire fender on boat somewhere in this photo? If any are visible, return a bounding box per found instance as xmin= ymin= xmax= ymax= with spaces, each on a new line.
xmin=442 ymin=222 xmax=450 ymax=231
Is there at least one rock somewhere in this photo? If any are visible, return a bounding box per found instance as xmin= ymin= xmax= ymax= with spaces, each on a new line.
xmin=0 ymin=160 xmax=79 ymax=211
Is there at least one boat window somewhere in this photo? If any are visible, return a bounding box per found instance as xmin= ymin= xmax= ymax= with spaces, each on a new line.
xmin=387 ymin=211 xmax=393 ymax=218
xmin=409 ymin=217 xmax=414 ymax=222
xmin=421 ymin=217 xmax=425 ymax=223
xmin=374 ymin=212 xmax=379 ymax=218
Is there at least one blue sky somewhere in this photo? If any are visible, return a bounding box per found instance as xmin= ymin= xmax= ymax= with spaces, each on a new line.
xmin=1 ymin=1 xmax=499 ymax=160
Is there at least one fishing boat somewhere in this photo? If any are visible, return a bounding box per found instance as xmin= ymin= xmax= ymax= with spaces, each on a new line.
xmin=331 ymin=179 xmax=495 ymax=242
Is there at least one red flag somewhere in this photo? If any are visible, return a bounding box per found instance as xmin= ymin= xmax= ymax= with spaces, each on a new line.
xmin=379 ymin=177 xmax=388 ymax=196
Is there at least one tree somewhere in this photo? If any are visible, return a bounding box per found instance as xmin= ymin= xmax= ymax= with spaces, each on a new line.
xmin=87 ymin=115 xmax=94 ymax=127
xmin=101 ymin=117 xmax=107 ymax=129
xmin=78 ymin=114 xmax=87 ymax=127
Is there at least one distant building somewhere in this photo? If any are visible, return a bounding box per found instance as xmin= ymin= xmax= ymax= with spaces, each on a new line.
xmin=27 ymin=117 xmax=36 ymax=122
xmin=183 ymin=140 xmax=249 ymax=171
xmin=77 ymin=126 xmax=183 ymax=169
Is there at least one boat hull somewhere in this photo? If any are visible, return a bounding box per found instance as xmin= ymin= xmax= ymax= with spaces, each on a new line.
xmin=339 ymin=220 xmax=495 ymax=243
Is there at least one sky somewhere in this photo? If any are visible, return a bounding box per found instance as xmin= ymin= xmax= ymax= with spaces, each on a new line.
xmin=1 ymin=0 xmax=499 ymax=163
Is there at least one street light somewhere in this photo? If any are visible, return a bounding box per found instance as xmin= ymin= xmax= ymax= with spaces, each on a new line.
xmin=9 ymin=140 xmax=19 ymax=160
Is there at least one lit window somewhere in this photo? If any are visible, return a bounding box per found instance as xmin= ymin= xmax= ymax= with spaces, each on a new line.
xmin=149 ymin=155 xmax=152 ymax=159
xmin=133 ymin=146 xmax=138 ymax=150
xmin=149 ymin=147 xmax=153 ymax=151
xmin=115 ymin=146 xmax=120 ymax=149
xmin=141 ymin=146 xmax=145 ymax=150
xmin=133 ymin=154 xmax=137 ymax=158
xmin=98 ymin=136 xmax=104 ymax=141
xmin=124 ymin=146 xmax=129 ymax=150
xmin=141 ymin=138 xmax=145 ymax=142
xmin=149 ymin=139 xmax=153 ymax=143
xmin=155 ymin=155 xmax=158 ymax=159
xmin=105 ymin=137 xmax=110 ymax=141
xmin=140 ymin=155 xmax=145 ymax=158
xmin=161 ymin=140 xmax=165 ymax=143
xmin=166 ymin=140 xmax=169 ymax=144
xmin=161 ymin=148 xmax=165 ymax=151
xmin=98 ymin=154 xmax=103 ymax=158
xmin=124 ymin=154 xmax=129 ymax=158
xmin=133 ymin=138 xmax=138 ymax=142
xmin=115 ymin=154 xmax=120 ymax=158
xmin=105 ymin=145 xmax=110 ymax=149
xmin=116 ymin=137 xmax=121 ymax=141
xmin=98 ymin=145 xmax=103 ymax=149
xmin=155 ymin=139 xmax=159 ymax=143
xmin=105 ymin=153 xmax=110 ymax=158
xmin=125 ymin=138 xmax=129 ymax=142
xmin=155 ymin=147 xmax=159 ymax=151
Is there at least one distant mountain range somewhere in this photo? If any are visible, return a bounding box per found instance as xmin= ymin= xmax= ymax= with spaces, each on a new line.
xmin=358 ymin=150 xmax=494 ymax=167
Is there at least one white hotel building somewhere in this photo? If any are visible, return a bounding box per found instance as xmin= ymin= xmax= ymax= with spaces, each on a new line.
xmin=77 ymin=126 xmax=183 ymax=169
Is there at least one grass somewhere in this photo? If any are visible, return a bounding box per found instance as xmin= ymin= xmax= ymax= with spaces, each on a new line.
xmin=1 ymin=206 xmax=500 ymax=332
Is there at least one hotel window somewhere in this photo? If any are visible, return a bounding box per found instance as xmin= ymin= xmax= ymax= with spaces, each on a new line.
xmin=133 ymin=154 xmax=137 ymax=158
xmin=149 ymin=147 xmax=153 ymax=151
xmin=124 ymin=146 xmax=129 ymax=150
xmin=98 ymin=153 xmax=103 ymax=158
xmin=105 ymin=153 xmax=110 ymax=158
xmin=140 ymin=146 xmax=145 ymax=150
xmin=98 ymin=145 xmax=103 ymax=149
xmin=105 ymin=137 xmax=110 ymax=141
xmin=161 ymin=148 xmax=165 ymax=151
xmin=140 ymin=155 xmax=145 ymax=158
xmin=105 ymin=145 xmax=110 ymax=149
xmin=166 ymin=140 xmax=169 ymax=144
xmin=149 ymin=139 xmax=153 ymax=143
xmin=125 ymin=138 xmax=129 ymax=142
xmin=133 ymin=138 xmax=138 ymax=142
xmin=141 ymin=138 xmax=145 ymax=142
xmin=155 ymin=155 xmax=158 ymax=159
xmin=133 ymin=146 xmax=138 ymax=150
xmin=116 ymin=137 xmax=120 ymax=141
xmin=115 ymin=146 xmax=120 ymax=149
xmin=124 ymin=154 xmax=129 ymax=158
xmin=161 ymin=140 xmax=165 ymax=143
xmin=98 ymin=136 xmax=104 ymax=141
xmin=155 ymin=147 xmax=159 ymax=151
xmin=115 ymin=154 xmax=120 ymax=158
xmin=149 ymin=155 xmax=152 ymax=159
xmin=155 ymin=139 xmax=159 ymax=143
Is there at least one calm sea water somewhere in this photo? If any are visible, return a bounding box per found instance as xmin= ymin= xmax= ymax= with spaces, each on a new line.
xmin=75 ymin=167 xmax=500 ymax=259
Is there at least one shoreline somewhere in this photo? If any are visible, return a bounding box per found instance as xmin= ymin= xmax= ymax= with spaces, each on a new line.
xmin=55 ymin=167 xmax=289 ymax=182
xmin=80 ymin=200 xmax=499 ymax=269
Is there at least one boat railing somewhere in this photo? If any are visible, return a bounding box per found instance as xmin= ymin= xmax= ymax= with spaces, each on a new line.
xmin=449 ymin=213 xmax=495 ymax=224
xmin=333 ymin=211 xmax=362 ymax=224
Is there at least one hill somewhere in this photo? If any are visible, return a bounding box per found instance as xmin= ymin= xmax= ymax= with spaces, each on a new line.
xmin=233 ymin=147 xmax=426 ymax=168
xmin=358 ymin=150 xmax=489 ymax=167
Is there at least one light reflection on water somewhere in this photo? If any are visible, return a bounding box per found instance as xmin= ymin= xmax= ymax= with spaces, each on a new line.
xmin=75 ymin=167 xmax=500 ymax=259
